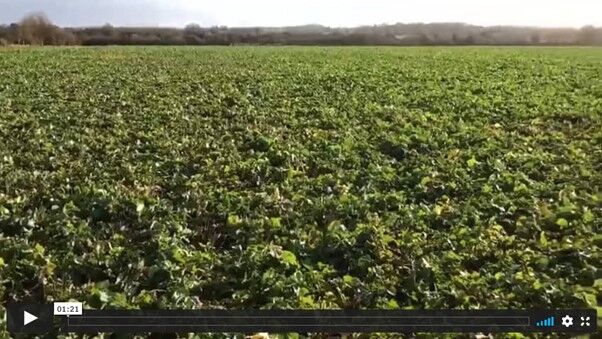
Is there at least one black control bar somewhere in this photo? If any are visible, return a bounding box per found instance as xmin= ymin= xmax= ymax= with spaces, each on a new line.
xmin=7 ymin=305 xmax=597 ymax=334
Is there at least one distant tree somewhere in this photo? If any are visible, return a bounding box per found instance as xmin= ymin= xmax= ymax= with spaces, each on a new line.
xmin=17 ymin=13 xmax=76 ymax=45
xmin=185 ymin=23 xmax=201 ymax=32
xmin=0 ymin=24 xmax=11 ymax=46
xmin=4 ymin=23 xmax=19 ymax=44
xmin=18 ymin=13 xmax=53 ymax=44
xmin=209 ymin=26 xmax=219 ymax=34
xmin=101 ymin=23 xmax=116 ymax=37
xmin=184 ymin=23 xmax=204 ymax=44
xmin=579 ymin=25 xmax=596 ymax=44
xmin=531 ymin=32 xmax=541 ymax=44
xmin=452 ymin=33 xmax=459 ymax=44
xmin=0 ymin=24 xmax=7 ymax=39
xmin=463 ymin=34 xmax=475 ymax=45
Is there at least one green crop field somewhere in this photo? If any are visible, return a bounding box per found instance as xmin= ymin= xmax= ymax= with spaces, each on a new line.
xmin=0 ymin=46 xmax=601 ymax=336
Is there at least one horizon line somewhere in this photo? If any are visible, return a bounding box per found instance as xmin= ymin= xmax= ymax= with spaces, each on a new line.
xmin=13 ymin=21 xmax=599 ymax=30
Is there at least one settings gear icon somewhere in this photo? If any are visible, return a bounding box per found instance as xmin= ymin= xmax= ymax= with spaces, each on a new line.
xmin=561 ymin=315 xmax=573 ymax=327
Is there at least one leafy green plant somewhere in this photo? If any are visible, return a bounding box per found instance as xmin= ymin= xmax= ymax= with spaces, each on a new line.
xmin=0 ymin=46 xmax=600 ymax=338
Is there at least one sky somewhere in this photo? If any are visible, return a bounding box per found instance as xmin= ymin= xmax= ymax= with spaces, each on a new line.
xmin=1 ymin=0 xmax=601 ymax=28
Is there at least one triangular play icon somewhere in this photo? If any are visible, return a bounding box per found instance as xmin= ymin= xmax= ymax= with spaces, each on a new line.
xmin=23 ymin=311 xmax=38 ymax=326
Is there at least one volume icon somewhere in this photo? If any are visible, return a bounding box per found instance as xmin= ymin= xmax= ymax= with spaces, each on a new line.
xmin=536 ymin=316 xmax=555 ymax=327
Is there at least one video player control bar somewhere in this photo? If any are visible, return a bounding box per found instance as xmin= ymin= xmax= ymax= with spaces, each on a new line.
xmin=6 ymin=304 xmax=597 ymax=334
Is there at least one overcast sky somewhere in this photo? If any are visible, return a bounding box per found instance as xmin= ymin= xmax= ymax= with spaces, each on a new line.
xmin=1 ymin=0 xmax=601 ymax=28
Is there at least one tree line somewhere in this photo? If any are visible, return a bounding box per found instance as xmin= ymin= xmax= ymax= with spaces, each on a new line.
xmin=2 ymin=13 xmax=602 ymax=46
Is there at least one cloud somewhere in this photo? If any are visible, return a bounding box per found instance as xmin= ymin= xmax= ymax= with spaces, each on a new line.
xmin=0 ymin=0 xmax=600 ymax=27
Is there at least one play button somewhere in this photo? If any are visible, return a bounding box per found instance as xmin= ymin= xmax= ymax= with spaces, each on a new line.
xmin=7 ymin=303 xmax=53 ymax=333
xmin=23 ymin=311 xmax=38 ymax=326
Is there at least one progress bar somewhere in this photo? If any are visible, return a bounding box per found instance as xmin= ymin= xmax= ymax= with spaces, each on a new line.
xmin=60 ymin=309 xmax=593 ymax=333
